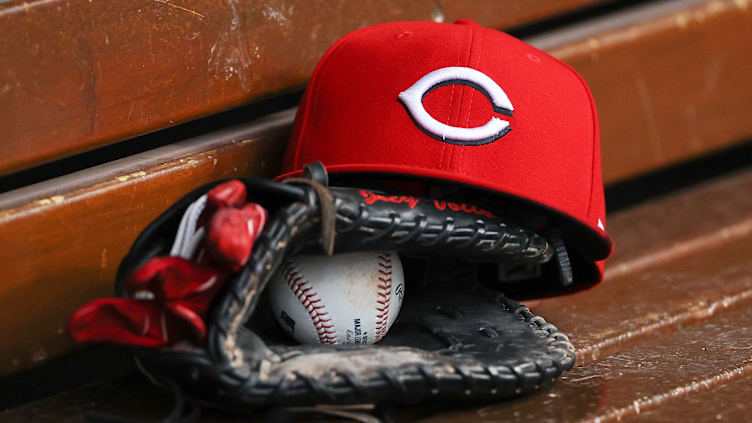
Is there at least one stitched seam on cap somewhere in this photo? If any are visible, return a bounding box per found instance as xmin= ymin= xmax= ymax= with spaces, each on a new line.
xmin=457 ymin=24 xmax=483 ymax=172
xmin=441 ymin=25 xmax=464 ymax=171
xmin=580 ymin=71 xmax=598 ymax=221
xmin=448 ymin=24 xmax=474 ymax=172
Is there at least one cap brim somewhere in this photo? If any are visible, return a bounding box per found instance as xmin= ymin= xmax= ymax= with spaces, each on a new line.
xmin=278 ymin=163 xmax=614 ymax=262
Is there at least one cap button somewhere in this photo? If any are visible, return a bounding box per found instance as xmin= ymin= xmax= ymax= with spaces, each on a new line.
xmin=454 ymin=19 xmax=481 ymax=27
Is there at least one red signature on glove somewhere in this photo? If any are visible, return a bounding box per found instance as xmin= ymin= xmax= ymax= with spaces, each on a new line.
xmin=359 ymin=189 xmax=495 ymax=218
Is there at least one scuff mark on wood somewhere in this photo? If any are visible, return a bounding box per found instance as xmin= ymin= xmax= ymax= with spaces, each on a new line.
xmin=153 ymin=0 xmax=205 ymax=20
xmin=208 ymin=0 xmax=255 ymax=91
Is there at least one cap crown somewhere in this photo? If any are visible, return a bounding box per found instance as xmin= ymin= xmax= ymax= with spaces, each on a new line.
xmin=281 ymin=21 xmax=612 ymax=282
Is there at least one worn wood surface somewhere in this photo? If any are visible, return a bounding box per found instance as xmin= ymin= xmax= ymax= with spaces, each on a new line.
xmin=2 ymin=163 xmax=750 ymax=422
xmin=0 ymin=110 xmax=293 ymax=377
xmin=2 ymin=0 xmax=749 ymax=182
xmin=0 ymin=0 xmax=605 ymax=175
xmin=2 ymin=0 xmax=752 ymax=379
xmin=540 ymin=0 xmax=752 ymax=182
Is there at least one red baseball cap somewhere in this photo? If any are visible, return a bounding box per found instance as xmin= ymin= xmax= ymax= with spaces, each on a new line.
xmin=278 ymin=20 xmax=613 ymax=284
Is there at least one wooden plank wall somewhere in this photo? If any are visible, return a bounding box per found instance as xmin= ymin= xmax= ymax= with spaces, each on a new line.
xmin=0 ymin=0 xmax=604 ymax=175
xmin=0 ymin=111 xmax=294 ymax=375
xmin=538 ymin=0 xmax=752 ymax=182
xmin=0 ymin=0 xmax=751 ymax=377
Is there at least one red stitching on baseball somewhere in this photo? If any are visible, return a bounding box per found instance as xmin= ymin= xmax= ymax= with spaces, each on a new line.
xmin=281 ymin=260 xmax=338 ymax=344
xmin=374 ymin=252 xmax=393 ymax=342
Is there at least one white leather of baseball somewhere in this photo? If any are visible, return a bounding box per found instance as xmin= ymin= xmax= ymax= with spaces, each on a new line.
xmin=268 ymin=251 xmax=405 ymax=345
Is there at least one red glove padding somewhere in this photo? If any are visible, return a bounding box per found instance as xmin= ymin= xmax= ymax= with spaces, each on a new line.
xmin=203 ymin=180 xmax=247 ymax=224
xmin=68 ymin=180 xmax=269 ymax=348
xmin=205 ymin=203 xmax=267 ymax=271
xmin=68 ymin=298 xmax=202 ymax=347
xmin=124 ymin=256 xmax=222 ymax=305
xmin=68 ymin=257 xmax=223 ymax=347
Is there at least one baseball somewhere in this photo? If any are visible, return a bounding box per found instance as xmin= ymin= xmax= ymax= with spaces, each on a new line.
xmin=268 ymin=251 xmax=405 ymax=345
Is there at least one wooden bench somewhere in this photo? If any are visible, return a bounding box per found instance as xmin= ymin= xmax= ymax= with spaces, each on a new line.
xmin=1 ymin=0 xmax=751 ymax=420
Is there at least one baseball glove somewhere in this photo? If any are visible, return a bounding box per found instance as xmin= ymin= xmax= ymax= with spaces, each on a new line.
xmin=69 ymin=162 xmax=575 ymax=415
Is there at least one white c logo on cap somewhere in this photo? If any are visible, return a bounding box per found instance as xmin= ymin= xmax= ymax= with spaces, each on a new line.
xmin=398 ymin=67 xmax=514 ymax=146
